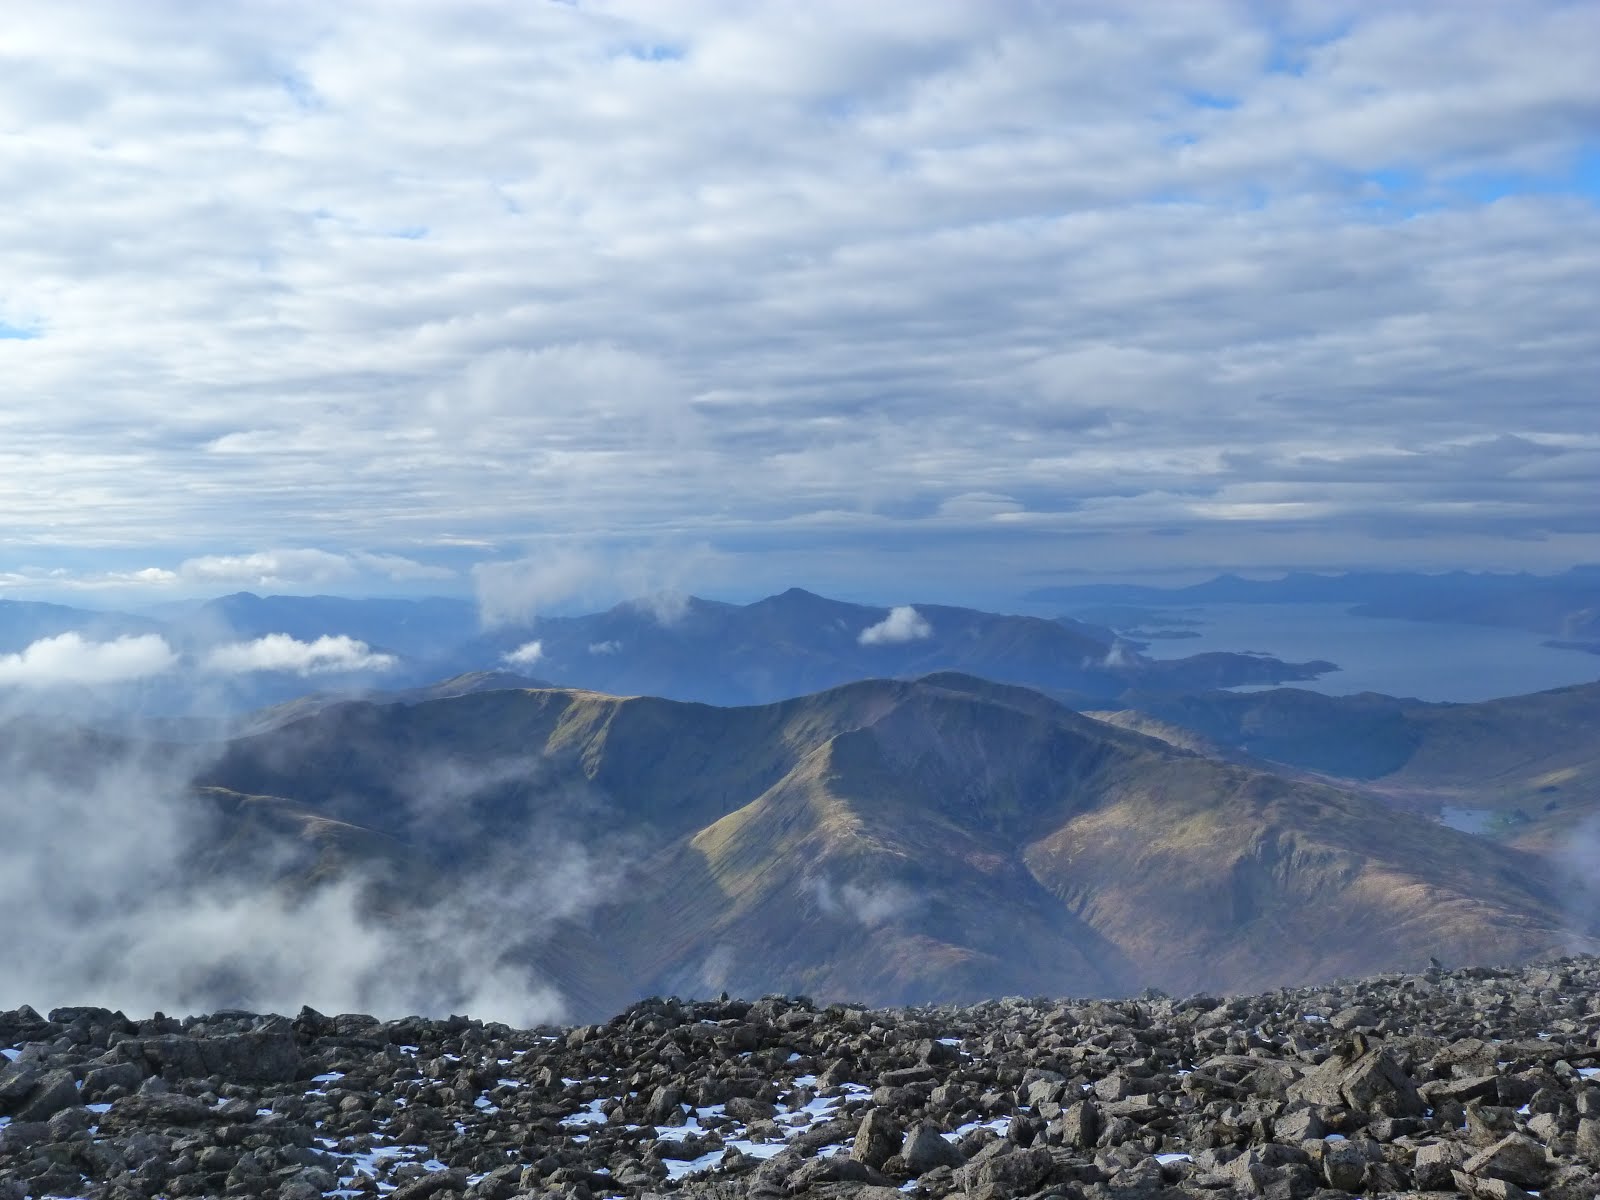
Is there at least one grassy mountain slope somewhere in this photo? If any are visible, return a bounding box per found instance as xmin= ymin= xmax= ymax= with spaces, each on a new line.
xmin=194 ymin=675 xmax=1591 ymax=1016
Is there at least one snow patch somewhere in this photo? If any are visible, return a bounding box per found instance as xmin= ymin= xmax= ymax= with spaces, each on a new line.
xmin=664 ymin=1150 xmax=724 ymax=1180
xmin=560 ymin=1100 xmax=610 ymax=1128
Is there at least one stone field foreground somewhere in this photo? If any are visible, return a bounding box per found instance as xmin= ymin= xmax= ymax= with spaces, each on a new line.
xmin=6 ymin=958 xmax=1600 ymax=1199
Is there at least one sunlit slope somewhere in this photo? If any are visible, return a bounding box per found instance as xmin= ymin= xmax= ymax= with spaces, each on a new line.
xmin=198 ymin=675 xmax=1591 ymax=1015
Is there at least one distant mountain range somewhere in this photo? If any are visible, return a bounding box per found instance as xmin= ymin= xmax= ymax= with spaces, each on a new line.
xmin=1094 ymin=678 xmax=1600 ymax=853
xmin=1030 ymin=565 xmax=1600 ymax=649
xmin=0 ymin=587 xmax=1334 ymax=717
xmin=143 ymin=673 xmax=1587 ymax=1018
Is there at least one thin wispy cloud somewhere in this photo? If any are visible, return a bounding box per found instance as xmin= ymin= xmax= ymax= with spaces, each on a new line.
xmin=0 ymin=0 xmax=1595 ymax=598
xmin=179 ymin=551 xmax=453 ymax=588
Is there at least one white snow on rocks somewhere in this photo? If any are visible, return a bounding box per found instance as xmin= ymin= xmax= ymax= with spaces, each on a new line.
xmin=560 ymin=1099 xmax=610 ymax=1128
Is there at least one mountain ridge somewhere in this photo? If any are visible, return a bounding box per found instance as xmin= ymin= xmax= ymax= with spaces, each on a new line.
xmin=183 ymin=673 xmax=1592 ymax=1018
xmin=0 ymin=587 xmax=1334 ymax=717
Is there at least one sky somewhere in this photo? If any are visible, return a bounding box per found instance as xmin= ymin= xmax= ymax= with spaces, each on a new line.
xmin=1 ymin=0 xmax=1598 ymax=609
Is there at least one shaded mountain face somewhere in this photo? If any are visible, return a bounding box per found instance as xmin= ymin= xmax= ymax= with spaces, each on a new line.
xmin=190 ymin=592 xmax=478 ymax=659
xmin=0 ymin=599 xmax=168 ymax=650
xmin=189 ymin=674 xmax=1589 ymax=1021
xmin=458 ymin=587 xmax=1333 ymax=706
xmin=1104 ymin=680 xmax=1600 ymax=809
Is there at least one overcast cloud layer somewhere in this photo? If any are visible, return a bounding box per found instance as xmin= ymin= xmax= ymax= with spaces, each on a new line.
xmin=1 ymin=0 xmax=1597 ymax=603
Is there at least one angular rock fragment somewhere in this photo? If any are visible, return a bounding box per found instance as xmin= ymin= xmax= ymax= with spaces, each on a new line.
xmin=902 ymin=1120 xmax=965 ymax=1173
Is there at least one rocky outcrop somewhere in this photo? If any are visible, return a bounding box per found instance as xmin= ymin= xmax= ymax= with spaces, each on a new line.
xmin=5 ymin=958 xmax=1600 ymax=1199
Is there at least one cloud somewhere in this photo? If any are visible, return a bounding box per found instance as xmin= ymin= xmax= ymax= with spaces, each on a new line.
xmin=179 ymin=550 xmax=361 ymax=588
xmin=349 ymin=552 xmax=457 ymax=582
xmin=0 ymin=1 xmax=1598 ymax=589
xmin=0 ymin=632 xmax=177 ymax=687
xmin=859 ymin=605 xmax=932 ymax=646
xmin=178 ymin=550 xmax=451 ymax=589
xmin=423 ymin=342 xmax=693 ymax=449
xmin=627 ymin=592 xmax=693 ymax=627
xmin=0 ymin=723 xmax=605 ymax=1025
xmin=0 ymin=567 xmax=181 ymax=593
xmin=0 ymin=551 xmax=457 ymax=600
xmin=502 ymin=640 xmax=544 ymax=667
xmin=474 ymin=543 xmax=722 ymax=628
xmin=808 ymin=873 xmax=921 ymax=927
xmin=1099 ymin=640 xmax=1134 ymax=669
xmin=587 ymin=640 xmax=621 ymax=655
xmin=475 ymin=551 xmax=614 ymax=628
xmin=203 ymin=634 xmax=398 ymax=675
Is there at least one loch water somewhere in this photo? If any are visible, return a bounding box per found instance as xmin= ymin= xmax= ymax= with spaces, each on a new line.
xmin=1130 ymin=602 xmax=1600 ymax=703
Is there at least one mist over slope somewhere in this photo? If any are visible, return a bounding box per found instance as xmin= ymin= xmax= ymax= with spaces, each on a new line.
xmin=0 ymin=714 xmax=578 ymax=1027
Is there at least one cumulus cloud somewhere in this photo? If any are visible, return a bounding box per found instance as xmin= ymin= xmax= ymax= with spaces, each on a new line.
xmin=203 ymin=634 xmax=398 ymax=676
xmin=587 ymin=640 xmax=621 ymax=655
xmin=859 ymin=605 xmax=932 ymax=646
xmin=502 ymin=640 xmax=544 ymax=667
xmin=0 ymin=633 xmax=177 ymax=687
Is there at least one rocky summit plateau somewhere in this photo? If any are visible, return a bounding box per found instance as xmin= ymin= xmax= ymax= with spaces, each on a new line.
xmin=7 ymin=959 xmax=1600 ymax=1200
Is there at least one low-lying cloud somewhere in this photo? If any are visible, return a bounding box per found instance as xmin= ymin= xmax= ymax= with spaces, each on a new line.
xmin=502 ymin=640 xmax=544 ymax=667
xmin=1099 ymin=641 xmax=1134 ymax=669
xmin=203 ymin=634 xmax=398 ymax=676
xmin=474 ymin=551 xmax=611 ymax=629
xmin=0 ymin=632 xmax=177 ymax=687
xmin=473 ymin=544 xmax=724 ymax=629
xmin=0 ymin=708 xmax=621 ymax=1026
xmin=807 ymin=873 xmax=922 ymax=928
xmin=859 ymin=606 xmax=932 ymax=646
